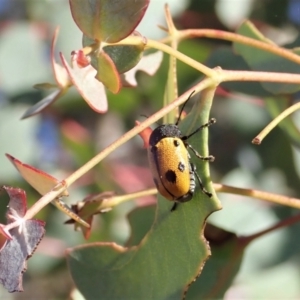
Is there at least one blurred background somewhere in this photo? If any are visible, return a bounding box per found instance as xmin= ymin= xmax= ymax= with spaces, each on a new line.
xmin=1 ymin=0 xmax=300 ymax=299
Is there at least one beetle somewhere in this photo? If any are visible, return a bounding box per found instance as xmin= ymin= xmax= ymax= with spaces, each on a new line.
xmin=147 ymin=92 xmax=216 ymax=211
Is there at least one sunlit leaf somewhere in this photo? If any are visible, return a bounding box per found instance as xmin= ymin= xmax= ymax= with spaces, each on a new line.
xmin=5 ymin=154 xmax=69 ymax=197
xmin=122 ymin=51 xmax=163 ymax=87
xmin=60 ymin=52 xmax=108 ymax=113
xmin=95 ymin=50 xmax=121 ymax=93
xmin=69 ymin=0 xmax=149 ymax=42
xmin=52 ymin=27 xmax=71 ymax=88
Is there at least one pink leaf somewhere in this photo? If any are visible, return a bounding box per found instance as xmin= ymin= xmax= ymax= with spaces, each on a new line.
xmin=60 ymin=52 xmax=108 ymax=113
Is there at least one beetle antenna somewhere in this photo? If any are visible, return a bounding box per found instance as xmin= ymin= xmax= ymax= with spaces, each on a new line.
xmin=183 ymin=118 xmax=216 ymax=140
xmin=175 ymin=91 xmax=196 ymax=126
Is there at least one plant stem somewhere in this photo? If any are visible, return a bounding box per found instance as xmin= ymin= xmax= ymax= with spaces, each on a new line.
xmin=214 ymin=183 xmax=300 ymax=209
xmin=253 ymin=101 xmax=300 ymax=144
xmin=240 ymin=213 xmax=300 ymax=246
xmin=163 ymin=28 xmax=300 ymax=65
xmin=99 ymin=188 xmax=157 ymax=210
xmin=163 ymin=4 xmax=179 ymax=124
xmin=116 ymin=36 xmax=300 ymax=84
xmin=114 ymin=36 xmax=216 ymax=78
xmin=220 ymin=69 xmax=300 ymax=84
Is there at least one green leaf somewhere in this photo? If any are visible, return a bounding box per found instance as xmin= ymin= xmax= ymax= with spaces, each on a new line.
xmin=67 ymin=197 xmax=219 ymax=299
xmin=103 ymin=43 xmax=144 ymax=74
xmin=96 ymin=51 xmax=121 ymax=94
xmin=233 ymin=20 xmax=300 ymax=94
xmin=126 ymin=208 xmax=244 ymax=299
xmin=67 ymin=92 xmax=222 ymax=299
xmin=69 ymin=0 xmax=149 ymax=42
xmin=185 ymin=224 xmax=243 ymax=299
xmin=126 ymin=205 xmax=155 ymax=246
xmin=83 ymin=33 xmax=146 ymax=75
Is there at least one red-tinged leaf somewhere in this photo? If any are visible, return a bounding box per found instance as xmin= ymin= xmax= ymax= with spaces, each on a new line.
xmin=0 ymin=220 xmax=45 ymax=292
xmin=52 ymin=198 xmax=90 ymax=229
xmin=69 ymin=0 xmax=149 ymax=42
xmin=21 ymin=89 xmax=64 ymax=119
xmin=3 ymin=186 xmax=27 ymax=217
xmin=96 ymin=50 xmax=121 ymax=94
xmin=51 ymin=27 xmax=70 ymax=88
xmin=122 ymin=51 xmax=163 ymax=87
xmin=0 ymin=233 xmax=8 ymax=251
xmin=0 ymin=222 xmax=12 ymax=261
xmin=0 ymin=186 xmax=45 ymax=293
xmin=135 ymin=120 xmax=152 ymax=149
xmin=0 ymin=224 xmax=12 ymax=241
xmin=6 ymin=156 xmax=89 ymax=228
xmin=5 ymin=154 xmax=69 ymax=197
xmin=60 ymin=52 xmax=108 ymax=113
xmin=65 ymin=191 xmax=115 ymax=239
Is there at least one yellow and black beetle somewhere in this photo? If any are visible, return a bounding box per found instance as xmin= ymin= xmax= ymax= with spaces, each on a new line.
xmin=148 ymin=92 xmax=216 ymax=211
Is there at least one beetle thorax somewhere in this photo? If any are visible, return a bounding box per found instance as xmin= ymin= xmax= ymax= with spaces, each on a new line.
xmin=149 ymin=124 xmax=183 ymax=146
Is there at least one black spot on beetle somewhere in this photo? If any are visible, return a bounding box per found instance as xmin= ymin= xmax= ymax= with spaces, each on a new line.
xmin=173 ymin=139 xmax=180 ymax=147
xmin=165 ymin=170 xmax=177 ymax=183
xmin=178 ymin=162 xmax=185 ymax=172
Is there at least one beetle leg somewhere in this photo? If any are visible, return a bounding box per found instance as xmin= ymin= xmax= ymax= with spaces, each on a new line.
xmin=191 ymin=163 xmax=213 ymax=198
xmin=170 ymin=202 xmax=178 ymax=212
xmin=186 ymin=144 xmax=215 ymax=162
